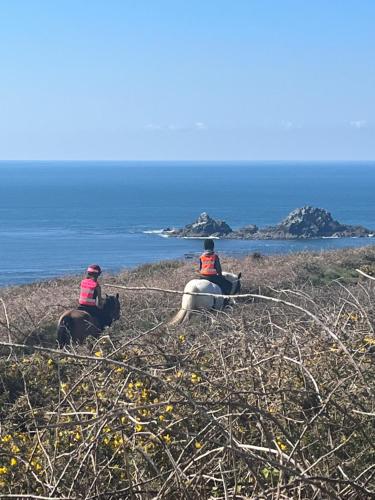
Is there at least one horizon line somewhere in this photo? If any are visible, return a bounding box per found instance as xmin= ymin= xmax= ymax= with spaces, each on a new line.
xmin=0 ymin=159 xmax=374 ymax=163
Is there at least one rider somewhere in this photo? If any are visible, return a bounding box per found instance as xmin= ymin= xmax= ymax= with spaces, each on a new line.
xmin=199 ymin=239 xmax=233 ymax=295
xmin=78 ymin=264 xmax=105 ymax=329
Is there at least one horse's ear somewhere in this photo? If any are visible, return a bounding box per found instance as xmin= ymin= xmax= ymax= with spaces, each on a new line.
xmin=116 ymin=293 xmax=119 ymax=299
xmin=105 ymin=293 xmax=108 ymax=297
xmin=238 ymin=272 xmax=242 ymax=279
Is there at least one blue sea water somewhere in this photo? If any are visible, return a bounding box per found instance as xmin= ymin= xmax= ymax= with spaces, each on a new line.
xmin=0 ymin=161 xmax=374 ymax=287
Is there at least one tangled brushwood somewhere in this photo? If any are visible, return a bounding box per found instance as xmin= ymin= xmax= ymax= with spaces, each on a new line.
xmin=0 ymin=247 xmax=375 ymax=499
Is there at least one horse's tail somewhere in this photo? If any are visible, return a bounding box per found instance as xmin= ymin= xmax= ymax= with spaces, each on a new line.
xmin=168 ymin=283 xmax=198 ymax=326
xmin=168 ymin=308 xmax=191 ymax=327
xmin=57 ymin=315 xmax=73 ymax=347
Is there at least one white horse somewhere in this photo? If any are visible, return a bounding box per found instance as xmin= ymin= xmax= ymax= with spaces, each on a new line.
xmin=169 ymin=272 xmax=242 ymax=325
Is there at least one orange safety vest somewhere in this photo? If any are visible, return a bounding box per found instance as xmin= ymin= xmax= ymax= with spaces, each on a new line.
xmin=200 ymin=253 xmax=218 ymax=276
xmin=79 ymin=278 xmax=98 ymax=306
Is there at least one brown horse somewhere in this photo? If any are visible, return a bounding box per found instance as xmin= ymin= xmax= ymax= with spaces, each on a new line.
xmin=56 ymin=294 xmax=120 ymax=347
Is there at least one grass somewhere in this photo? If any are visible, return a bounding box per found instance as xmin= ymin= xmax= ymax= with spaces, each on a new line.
xmin=0 ymin=246 xmax=375 ymax=498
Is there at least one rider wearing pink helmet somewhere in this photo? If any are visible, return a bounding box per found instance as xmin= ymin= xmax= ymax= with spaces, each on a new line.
xmin=78 ymin=264 xmax=105 ymax=329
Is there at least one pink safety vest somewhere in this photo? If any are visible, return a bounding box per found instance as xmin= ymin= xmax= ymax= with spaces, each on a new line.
xmin=79 ymin=278 xmax=98 ymax=306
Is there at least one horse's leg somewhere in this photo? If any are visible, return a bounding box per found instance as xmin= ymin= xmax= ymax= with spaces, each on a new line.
xmin=57 ymin=315 xmax=73 ymax=347
xmin=79 ymin=317 xmax=101 ymax=342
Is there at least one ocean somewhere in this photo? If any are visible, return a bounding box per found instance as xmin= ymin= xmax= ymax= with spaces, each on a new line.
xmin=0 ymin=161 xmax=374 ymax=287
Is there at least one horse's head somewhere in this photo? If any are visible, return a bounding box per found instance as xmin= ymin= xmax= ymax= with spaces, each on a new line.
xmin=103 ymin=294 xmax=121 ymax=323
xmin=222 ymin=272 xmax=242 ymax=294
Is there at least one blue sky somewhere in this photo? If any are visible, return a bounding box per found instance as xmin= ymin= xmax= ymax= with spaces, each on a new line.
xmin=0 ymin=0 xmax=374 ymax=160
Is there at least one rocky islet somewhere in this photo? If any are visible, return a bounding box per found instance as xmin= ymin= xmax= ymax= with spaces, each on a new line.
xmin=161 ymin=206 xmax=373 ymax=240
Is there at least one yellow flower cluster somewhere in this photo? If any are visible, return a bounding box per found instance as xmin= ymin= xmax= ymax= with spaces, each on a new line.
xmin=191 ymin=373 xmax=201 ymax=384
xmin=31 ymin=460 xmax=42 ymax=472
xmin=163 ymin=433 xmax=172 ymax=445
xmin=143 ymin=441 xmax=155 ymax=453
xmin=126 ymin=381 xmax=150 ymax=402
xmin=276 ymin=437 xmax=287 ymax=451
xmin=348 ymin=312 xmax=359 ymax=322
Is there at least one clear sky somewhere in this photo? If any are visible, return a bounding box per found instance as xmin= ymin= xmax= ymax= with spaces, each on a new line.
xmin=0 ymin=0 xmax=374 ymax=160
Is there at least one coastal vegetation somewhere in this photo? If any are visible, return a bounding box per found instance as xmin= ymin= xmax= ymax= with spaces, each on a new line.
xmin=0 ymin=247 xmax=375 ymax=498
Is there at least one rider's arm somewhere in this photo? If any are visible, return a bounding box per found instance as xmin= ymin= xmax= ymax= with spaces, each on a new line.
xmin=95 ymin=284 xmax=103 ymax=308
xmin=215 ymin=255 xmax=222 ymax=276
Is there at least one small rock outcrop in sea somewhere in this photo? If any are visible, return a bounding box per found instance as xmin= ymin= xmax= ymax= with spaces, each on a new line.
xmin=277 ymin=206 xmax=348 ymax=237
xmin=161 ymin=206 xmax=373 ymax=240
xmin=164 ymin=212 xmax=233 ymax=237
xmin=264 ymin=206 xmax=371 ymax=239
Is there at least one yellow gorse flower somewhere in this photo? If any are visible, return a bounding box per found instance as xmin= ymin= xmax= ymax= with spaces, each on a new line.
xmin=276 ymin=437 xmax=287 ymax=451
xmin=165 ymin=404 xmax=174 ymax=413
xmin=113 ymin=437 xmax=124 ymax=448
xmin=0 ymin=466 xmax=8 ymax=474
xmin=94 ymin=351 xmax=103 ymax=357
xmin=31 ymin=460 xmax=42 ymax=471
xmin=195 ymin=441 xmax=202 ymax=449
xmin=163 ymin=433 xmax=172 ymax=444
xmin=144 ymin=441 xmax=155 ymax=452
xmin=10 ymin=458 xmax=17 ymax=466
xmin=348 ymin=313 xmax=359 ymax=322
